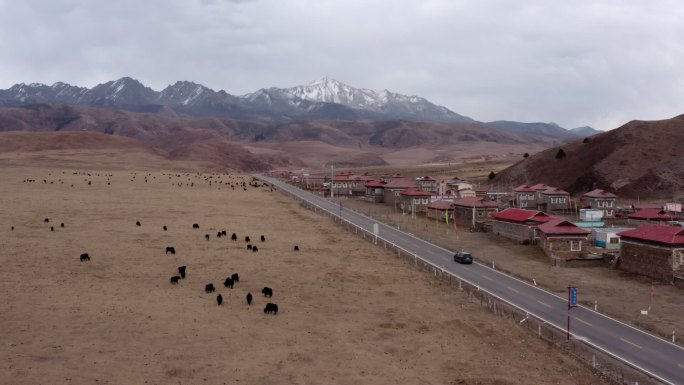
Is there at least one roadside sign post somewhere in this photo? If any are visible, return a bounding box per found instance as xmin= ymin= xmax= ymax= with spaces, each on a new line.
xmin=373 ymin=223 xmax=379 ymax=244
xmin=567 ymin=286 xmax=578 ymax=340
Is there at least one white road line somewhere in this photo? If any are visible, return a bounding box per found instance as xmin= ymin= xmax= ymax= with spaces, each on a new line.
xmin=506 ymin=286 xmax=520 ymax=294
xmin=537 ymin=300 xmax=552 ymax=308
xmin=621 ymin=338 xmax=643 ymax=350
xmin=574 ymin=317 xmax=592 ymax=327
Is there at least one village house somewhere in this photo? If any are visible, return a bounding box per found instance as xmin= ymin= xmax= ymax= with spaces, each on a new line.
xmin=536 ymin=218 xmax=591 ymax=263
xmin=618 ymin=224 xmax=684 ymax=283
xmin=363 ymin=180 xmax=387 ymax=203
xmin=426 ymin=200 xmax=454 ymax=222
xmin=299 ymin=174 xmax=327 ymax=195
xmin=513 ymin=185 xmax=537 ymax=209
xmin=446 ymin=177 xmax=475 ymax=198
xmin=452 ymin=197 xmax=499 ymax=229
xmin=399 ymin=188 xmax=433 ymax=215
xmin=627 ymin=208 xmax=681 ymax=225
xmin=350 ymin=172 xmax=375 ymax=196
xmin=538 ymin=187 xmax=571 ymax=212
xmin=490 ymin=208 xmax=553 ymax=243
xmin=383 ymin=179 xmax=417 ymax=209
xmin=581 ymin=189 xmax=617 ymax=217
xmin=416 ymin=176 xmax=439 ymax=193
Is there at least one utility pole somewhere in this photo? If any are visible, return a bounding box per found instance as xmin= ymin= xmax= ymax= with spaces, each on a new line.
xmin=330 ymin=164 xmax=334 ymax=198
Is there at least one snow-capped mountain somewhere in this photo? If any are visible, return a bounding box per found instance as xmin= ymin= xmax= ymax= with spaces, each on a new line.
xmin=0 ymin=77 xmax=468 ymax=123
xmin=240 ymin=77 xmax=473 ymax=122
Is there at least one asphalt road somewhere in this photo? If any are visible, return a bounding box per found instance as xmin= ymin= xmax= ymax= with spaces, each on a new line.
xmin=258 ymin=175 xmax=684 ymax=384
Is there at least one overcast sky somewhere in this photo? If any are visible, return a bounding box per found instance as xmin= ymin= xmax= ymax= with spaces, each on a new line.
xmin=1 ymin=0 xmax=683 ymax=130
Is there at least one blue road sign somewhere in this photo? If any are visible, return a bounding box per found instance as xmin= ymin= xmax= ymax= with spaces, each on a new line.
xmin=569 ymin=286 xmax=578 ymax=307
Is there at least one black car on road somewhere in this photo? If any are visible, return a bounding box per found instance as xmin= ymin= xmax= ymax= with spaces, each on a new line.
xmin=453 ymin=251 xmax=473 ymax=264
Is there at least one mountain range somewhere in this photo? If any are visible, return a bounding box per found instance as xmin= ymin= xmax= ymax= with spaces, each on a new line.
xmin=0 ymin=77 xmax=597 ymax=138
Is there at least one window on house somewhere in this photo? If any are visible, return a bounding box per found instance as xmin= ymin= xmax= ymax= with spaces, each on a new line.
xmin=394 ymin=191 xmax=400 ymax=196
xmin=570 ymin=240 xmax=581 ymax=251
xmin=422 ymin=198 xmax=429 ymax=204
xmin=609 ymin=237 xmax=619 ymax=244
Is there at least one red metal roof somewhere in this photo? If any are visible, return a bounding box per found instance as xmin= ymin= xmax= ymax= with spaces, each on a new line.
xmin=490 ymin=208 xmax=552 ymax=223
xmin=530 ymin=184 xmax=551 ymax=191
xmin=364 ymin=180 xmax=387 ymax=188
xmin=384 ymin=180 xmax=416 ymax=189
xmin=618 ymin=224 xmax=684 ymax=246
xmin=356 ymin=174 xmax=375 ymax=181
xmin=583 ymin=189 xmax=617 ymax=198
xmin=538 ymin=218 xmax=590 ymax=236
xmin=541 ymin=187 xmax=570 ymax=196
xmin=627 ymin=208 xmax=680 ymax=221
xmin=514 ymin=184 xmax=535 ymax=192
xmin=452 ymin=197 xmax=498 ymax=208
xmin=400 ymin=188 xmax=433 ymax=197
xmin=427 ymin=200 xmax=454 ymax=210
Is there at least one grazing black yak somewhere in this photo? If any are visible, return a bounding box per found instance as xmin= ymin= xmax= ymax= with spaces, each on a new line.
xmin=261 ymin=287 xmax=273 ymax=297
xmin=170 ymin=276 xmax=181 ymax=284
xmin=79 ymin=253 xmax=90 ymax=262
xmin=264 ymin=303 xmax=278 ymax=315
xmin=246 ymin=292 xmax=253 ymax=305
xmin=294 ymin=245 xmax=299 ymax=251
xmin=192 ymin=223 xmax=200 ymax=229
xmin=244 ymin=236 xmax=250 ymax=243
xmin=217 ymin=294 xmax=223 ymax=306
xmin=205 ymin=283 xmax=215 ymax=293
xmin=231 ymin=273 xmax=240 ymax=282
xmin=178 ymin=266 xmax=187 ymax=279
xmin=260 ymin=235 xmax=265 ymax=242
xmin=163 ymin=225 xmax=167 ymax=231
xmin=252 ymin=246 xmax=258 ymax=252
xmin=223 ymin=277 xmax=234 ymax=288
xmin=136 ymin=221 xmax=141 ymax=226
xmin=165 ymin=247 xmax=176 ymax=255
xmin=231 ymin=233 xmax=237 ymax=241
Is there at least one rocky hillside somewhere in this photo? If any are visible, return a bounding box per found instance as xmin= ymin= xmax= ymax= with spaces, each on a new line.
xmin=495 ymin=115 xmax=684 ymax=199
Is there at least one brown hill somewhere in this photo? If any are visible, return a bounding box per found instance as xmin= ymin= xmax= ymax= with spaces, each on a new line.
xmin=495 ymin=114 xmax=684 ymax=199
xmin=0 ymin=104 xmax=560 ymax=170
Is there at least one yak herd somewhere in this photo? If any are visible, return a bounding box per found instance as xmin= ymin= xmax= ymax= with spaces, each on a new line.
xmin=14 ymin=172 xmax=297 ymax=317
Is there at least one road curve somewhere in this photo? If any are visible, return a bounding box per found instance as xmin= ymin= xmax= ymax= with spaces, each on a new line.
xmin=258 ymin=175 xmax=684 ymax=385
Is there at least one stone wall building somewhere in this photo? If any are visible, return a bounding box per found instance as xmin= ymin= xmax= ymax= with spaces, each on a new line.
xmin=617 ymin=224 xmax=684 ymax=282
xmin=490 ymin=208 xmax=552 ymax=243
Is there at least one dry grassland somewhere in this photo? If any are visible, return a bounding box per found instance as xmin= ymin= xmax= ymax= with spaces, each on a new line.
xmin=1 ymin=161 xmax=609 ymax=384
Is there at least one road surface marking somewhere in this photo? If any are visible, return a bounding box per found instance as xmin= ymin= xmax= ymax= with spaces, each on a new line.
xmin=482 ymin=275 xmax=493 ymax=281
xmin=620 ymin=338 xmax=642 ymax=349
xmin=505 ymin=286 xmax=520 ymax=294
xmin=537 ymin=300 xmax=552 ymax=308
xmin=574 ymin=317 xmax=592 ymax=326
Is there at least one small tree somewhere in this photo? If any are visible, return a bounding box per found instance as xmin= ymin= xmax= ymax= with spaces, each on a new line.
xmin=555 ymin=148 xmax=566 ymax=160
xmin=488 ymin=171 xmax=496 ymax=180
xmin=583 ymin=137 xmax=590 ymax=143
xmin=523 ymin=153 xmax=529 ymax=158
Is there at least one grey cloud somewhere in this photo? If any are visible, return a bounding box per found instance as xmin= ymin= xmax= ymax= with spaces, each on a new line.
xmin=0 ymin=0 xmax=683 ymax=130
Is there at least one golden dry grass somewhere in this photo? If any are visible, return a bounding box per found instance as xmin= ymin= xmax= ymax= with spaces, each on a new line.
xmin=0 ymin=159 xmax=609 ymax=384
